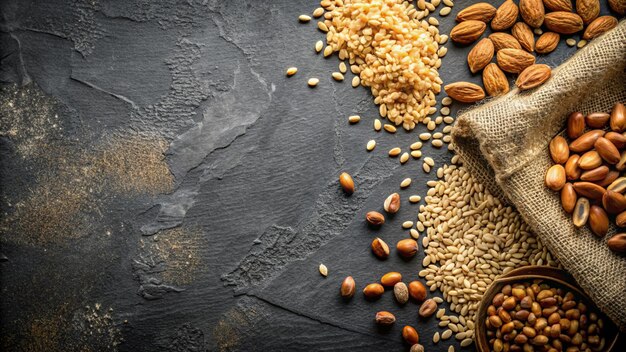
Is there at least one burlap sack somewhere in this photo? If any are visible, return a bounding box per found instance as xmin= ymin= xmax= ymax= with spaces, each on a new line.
xmin=452 ymin=21 xmax=626 ymax=331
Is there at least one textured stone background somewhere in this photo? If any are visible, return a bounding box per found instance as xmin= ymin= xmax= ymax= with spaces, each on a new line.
xmin=0 ymin=0 xmax=618 ymax=351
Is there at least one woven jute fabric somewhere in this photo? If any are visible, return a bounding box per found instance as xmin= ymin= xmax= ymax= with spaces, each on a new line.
xmin=452 ymin=21 xmax=626 ymax=331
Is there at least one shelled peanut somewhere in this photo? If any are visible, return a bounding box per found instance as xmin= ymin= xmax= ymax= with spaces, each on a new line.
xmin=545 ymin=103 xmax=626 ymax=253
xmin=484 ymin=281 xmax=609 ymax=352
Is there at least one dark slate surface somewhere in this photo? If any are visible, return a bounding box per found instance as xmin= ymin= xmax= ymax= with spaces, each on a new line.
xmin=0 ymin=0 xmax=618 ymax=351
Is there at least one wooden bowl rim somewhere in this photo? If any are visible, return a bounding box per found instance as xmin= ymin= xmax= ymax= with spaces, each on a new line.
xmin=474 ymin=266 xmax=620 ymax=352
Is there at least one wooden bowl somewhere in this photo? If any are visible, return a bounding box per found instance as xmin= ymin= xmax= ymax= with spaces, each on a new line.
xmin=475 ymin=266 xmax=620 ymax=352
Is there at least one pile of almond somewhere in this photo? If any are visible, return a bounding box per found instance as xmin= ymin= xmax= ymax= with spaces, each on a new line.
xmin=444 ymin=0 xmax=622 ymax=103
xmin=544 ymin=102 xmax=626 ymax=253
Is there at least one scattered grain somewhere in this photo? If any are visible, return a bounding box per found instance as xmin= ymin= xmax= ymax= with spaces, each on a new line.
xmin=419 ymin=133 xmax=432 ymax=141
xmin=384 ymin=124 xmax=397 ymax=133
xmin=367 ymin=140 xmax=376 ymax=151
xmin=313 ymin=7 xmax=324 ymax=18
xmin=374 ymin=119 xmax=382 ymax=131
xmin=400 ymin=152 xmax=410 ymax=164
xmin=441 ymin=107 xmax=450 ymax=116
xmin=299 ymin=15 xmax=312 ymax=22
xmin=440 ymin=7 xmax=452 ymax=16
xmin=389 ymin=147 xmax=402 ymax=157
xmin=286 ymin=67 xmax=298 ymax=76
xmin=566 ymin=38 xmax=576 ymax=47
xmin=332 ymin=72 xmax=345 ymax=81
xmin=315 ymin=40 xmax=323 ymax=53
xmin=409 ymin=195 xmax=422 ymax=203
xmin=307 ymin=78 xmax=319 ymax=87
xmin=352 ymin=76 xmax=360 ymax=87
xmin=402 ymin=221 xmax=414 ymax=229
xmin=319 ymin=264 xmax=328 ymax=277
xmin=401 ymin=178 xmax=412 ymax=188
xmin=577 ymin=40 xmax=587 ymax=48
xmin=432 ymin=139 xmax=443 ymax=148
xmin=411 ymin=150 xmax=423 ymax=159
xmin=339 ymin=62 xmax=347 ymax=73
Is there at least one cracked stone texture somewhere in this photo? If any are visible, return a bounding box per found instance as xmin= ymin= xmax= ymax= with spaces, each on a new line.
xmin=0 ymin=0 xmax=618 ymax=351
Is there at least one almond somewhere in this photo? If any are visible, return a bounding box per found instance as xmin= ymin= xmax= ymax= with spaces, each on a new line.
xmin=520 ymin=0 xmax=545 ymax=28
xmin=408 ymin=281 xmax=427 ymax=302
xmin=544 ymin=12 xmax=584 ymax=34
xmin=578 ymin=150 xmax=602 ymax=169
xmin=594 ymin=137 xmax=621 ymax=164
xmin=444 ymin=82 xmax=486 ymax=103
xmin=340 ymin=276 xmax=356 ymax=298
xmin=604 ymin=132 xmax=626 ymax=149
xmin=339 ymin=172 xmax=355 ymax=194
xmin=381 ymin=272 xmax=402 ymax=287
xmin=489 ymin=32 xmax=523 ymax=51
xmin=573 ymin=182 xmax=606 ymax=199
xmin=371 ymin=237 xmax=390 ymax=259
xmin=512 ymin=22 xmax=535 ymax=52
xmin=366 ymin=211 xmax=385 ymax=226
xmin=383 ymin=193 xmax=400 ymax=213
xmin=396 ymin=238 xmax=418 ymax=258
xmin=610 ymin=103 xmax=626 ymax=132
xmin=566 ymin=112 xmax=585 ymax=139
xmin=402 ymin=325 xmax=420 ymax=345
xmin=535 ymin=32 xmax=560 ymax=54
xmin=565 ymin=154 xmax=581 ymax=180
xmin=456 ymin=2 xmax=497 ymax=22
xmin=583 ymin=16 xmax=619 ymax=40
xmin=569 ymin=129 xmax=604 ymax=153
xmin=542 ymin=0 xmax=573 ymax=11
xmin=576 ymin=0 xmax=600 ymax=25
xmin=364 ymin=283 xmax=385 ymax=300
xmin=609 ymin=0 xmax=626 ymax=15
xmin=545 ymin=164 xmax=566 ymax=191
xmin=589 ymin=205 xmax=608 ymax=237
xmin=580 ymin=165 xmax=609 ymax=181
xmin=607 ymin=234 xmax=626 ymax=253
xmin=602 ymin=190 xmax=626 ymax=214
xmin=516 ymin=64 xmax=551 ymax=90
xmin=496 ymin=48 xmax=536 ymax=73
xmin=467 ymin=38 xmax=494 ymax=73
xmin=375 ymin=311 xmax=396 ymax=325
xmin=561 ymin=183 xmax=577 ymax=213
xmin=492 ymin=0 xmax=519 ymax=31
xmin=549 ymin=135 xmax=570 ymax=164
xmin=585 ymin=112 xmax=610 ymax=128
xmin=572 ymin=197 xmax=590 ymax=227
xmin=483 ymin=63 xmax=510 ymax=97
xmin=450 ymin=20 xmax=487 ymax=44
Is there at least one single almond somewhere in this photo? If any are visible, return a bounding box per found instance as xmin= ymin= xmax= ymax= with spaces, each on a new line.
xmin=482 ymin=63 xmax=510 ymax=97
xmin=456 ymin=2 xmax=497 ymax=22
xmin=489 ymin=32 xmax=522 ymax=51
xmin=567 ymin=112 xmax=585 ymax=139
xmin=576 ymin=0 xmax=600 ymax=25
xmin=408 ymin=281 xmax=427 ymax=302
xmin=366 ymin=211 xmax=385 ymax=226
xmin=535 ymin=32 xmax=560 ymax=54
xmin=339 ymin=172 xmax=355 ymax=194
xmin=589 ymin=205 xmax=608 ymax=237
xmin=609 ymin=0 xmax=626 ymax=15
xmin=396 ymin=239 xmax=418 ymax=258
xmin=394 ymin=282 xmax=409 ymax=304
xmin=561 ymin=183 xmax=577 ymax=213
xmin=542 ymin=0 xmax=573 ymax=11
xmin=467 ymin=38 xmax=494 ymax=73
xmin=512 ymin=22 xmax=535 ymax=52
xmin=602 ymin=190 xmax=626 ymax=214
xmin=594 ymin=137 xmax=621 ymax=164
xmin=375 ymin=311 xmax=396 ymax=325
xmin=573 ymin=182 xmax=606 ymax=199
xmin=583 ymin=16 xmax=619 ymax=40
xmin=572 ymin=197 xmax=590 ymax=227
xmin=516 ymin=64 xmax=551 ymax=90
xmin=402 ymin=325 xmax=420 ymax=345
xmin=610 ymin=103 xmax=626 ymax=132
xmin=549 ymin=135 xmax=569 ymax=164
xmin=604 ymin=132 xmax=626 ymax=149
xmin=580 ymin=165 xmax=609 ymax=181
xmin=371 ymin=237 xmax=390 ymax=259
xmin=565 ymin=154 xmax=581 ymax=180
xmin=492 ymin=0 xmax=520 ymax=31
xmin=497 ymin=48 xmax=536 ymax=73
xmin=608 ymin=234 xmax=626 ymax=253
xmin=364 ymin=283 xmax=385 ymax=300
xmin=544 ymin=12 xmax=584 ymax=34
xmin=381 ymin=272 xmax=402 ymax=287
xmin=444 ymin=82 xmax=486 ymax=103
xmin=578 ymin=150 xmax=602 ymax=169
xmin=585 ymin=112 xmax=610 ymax=128
xmin=569 ymin=129 xmax=604 ymax=153
xmin=545 ymin=164 xmax=566 ymax=191
xmin=520 ymin=0 xmax=545 ymax=28
xmin=341 ymin=276 xmax=356 ymax=298
xmin=450 ymin=20 xmax=487 ymax=44
xmin=418 ymin=299 xmax=438 ymax=318
xmin=383 ymin=193 xmax=400 ymax=213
